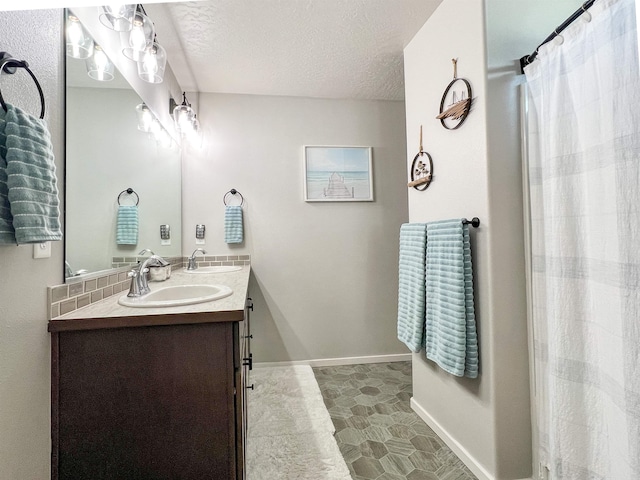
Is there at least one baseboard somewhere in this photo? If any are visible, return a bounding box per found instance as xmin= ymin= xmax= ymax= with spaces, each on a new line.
xmin=410 ymin=398 xmax=532 ymax=480
xmin=254 ymin=353 xmax=412 ymax=368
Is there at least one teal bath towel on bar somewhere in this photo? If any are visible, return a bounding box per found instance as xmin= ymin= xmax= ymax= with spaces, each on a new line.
xmin=0 ymin=104 xmax=62 ymax=244
xmin=116 ymin=205 xmax=139 ymax=245
xmin=425 ymin=219 xmax=478 ymax=378
xmin=0 ymin=107 xmax=14 ymax=243
xmin=225 ymin=205 xmax=243 ymax=244
xmin=397 ymin=223 xmax=428 ymax=352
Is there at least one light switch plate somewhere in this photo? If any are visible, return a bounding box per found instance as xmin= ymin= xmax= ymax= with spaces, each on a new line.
xmin=33 ymin=242 xmax=51 ymax=259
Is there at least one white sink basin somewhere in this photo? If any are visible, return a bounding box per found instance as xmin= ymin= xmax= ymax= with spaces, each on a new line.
xmin=185 ymin=266 xmax=243 ymax=274
xmin=118 ymin=284 xmax=233 ymax=308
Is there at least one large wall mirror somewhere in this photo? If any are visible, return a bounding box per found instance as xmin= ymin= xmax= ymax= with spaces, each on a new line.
xmin=65 ymin=8 xmax=182 ymax=278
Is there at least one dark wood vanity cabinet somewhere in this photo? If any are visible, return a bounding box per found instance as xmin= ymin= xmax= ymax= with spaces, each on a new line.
xmin=50 ymin=308 xmax=251 ymax=480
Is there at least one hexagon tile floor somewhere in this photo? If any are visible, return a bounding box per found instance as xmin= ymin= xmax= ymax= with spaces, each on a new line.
xmin=312 ymin=362 xmax=478 ymax=480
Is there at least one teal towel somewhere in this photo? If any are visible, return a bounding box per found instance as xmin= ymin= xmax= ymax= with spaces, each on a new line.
xmin=224 ymin=205 xmax=243 ymax=244
xmin=425 ymin=219 xmax=478 ymax=378
xmin=0 ymin=108 xmax=14 ymax=243
xmin=2 ymin=104 xmax=62 ymax=244
xmin=397 ymin=223 xmax=428 ymax=352
xmin=116 ymin=205 xmax=139 ymax=245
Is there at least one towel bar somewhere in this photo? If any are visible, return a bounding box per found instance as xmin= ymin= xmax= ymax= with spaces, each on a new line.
xmin=462 ymin=217 xmax=480 ymax=228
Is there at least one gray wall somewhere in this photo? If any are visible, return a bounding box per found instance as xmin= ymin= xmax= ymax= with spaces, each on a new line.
xmin=182 ymin=93 xmax=410 ymax=362
xmin=0 ymin=9 xmax=64 ymax=479
xmin=404 ymin=1 xmax=579 ymax=479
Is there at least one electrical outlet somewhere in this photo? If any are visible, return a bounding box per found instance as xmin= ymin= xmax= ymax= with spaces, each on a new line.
xmin=33 ymin=242 xmax=51 ymax=259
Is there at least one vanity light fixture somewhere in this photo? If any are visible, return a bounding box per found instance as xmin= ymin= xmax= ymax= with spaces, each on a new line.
xmin=66 ymin=13 xmax=94 ymax=59
xmin=172 ymin=92 xmax=195 ymax=134
xmin=86 ymin=44 xmax=114 ymax=81
xmin=122 ymin=8 xmax=155 ymax=62
xmin=137 ymin=37 xmax=166 ymax=84
xmin=99 ymin=4 xmax=136 ymax=32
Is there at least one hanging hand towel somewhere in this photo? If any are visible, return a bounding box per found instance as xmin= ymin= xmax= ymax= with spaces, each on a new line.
xmin=0 ymin=107 xmax=15 ymax=244
xmin=425 ymin=219 xmax=478 ymax=378
xmin=116 ymin=205 xmax=139 ymax=245
xmin=224 ymin=205 xmax=243 ymax=244
xmin=397 ymin=223 xmax=428 ymax=352
xmin=3 ymin=103 xmax=62 ymax=243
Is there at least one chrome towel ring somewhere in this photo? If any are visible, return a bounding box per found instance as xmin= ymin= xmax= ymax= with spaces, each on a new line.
xmin=223 ymin=188 xmax=244 ymax=206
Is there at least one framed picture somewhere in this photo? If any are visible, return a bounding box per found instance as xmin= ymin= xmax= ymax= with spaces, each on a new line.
xmin=303 ymin=146 xmax=374 ymax=202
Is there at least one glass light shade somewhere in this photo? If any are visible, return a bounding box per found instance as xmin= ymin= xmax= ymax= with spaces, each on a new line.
xmin=137 ymin=41 xmax=166 ymax=84
xmin=99 ymin=4 xmax=136 ymax=32
xmin=135 ymin=103 xmax=153 ymax=132
xmin=173 ymin=104 xmax=194 ymax=133
xmin=149 ymin=117 xmax=162 ymax=139
xmin=86 ymin=45 xmax=114 ymax=82
xmin=187 ymin=116 xmax=200 ymax=141
xmin=66 ymin=14 xmax=94 ymax=59
xmin=121 ymin=11 xmax=155 ymax=62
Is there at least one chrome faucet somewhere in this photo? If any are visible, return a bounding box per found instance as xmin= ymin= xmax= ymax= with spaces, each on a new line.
xmin=187 ymin=248 xmax=206 ymax=270
xmin=127 ymin=250 xmax=169 ymax=297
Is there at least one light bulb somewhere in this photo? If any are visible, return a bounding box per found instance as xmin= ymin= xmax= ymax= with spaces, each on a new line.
xmin=137 ymin=41 xmax=166 ymax=83
xmin=135 ymin=103 xmax=153 ymax=132
xmin=86 ymin=44 xmax=114 ymax=81
xmin=142 ymin=50 xmax=159 ymax=75
xmin=130 ymin=20 xmax=146 ymax=51
xmin=66 ymin=14 xmax=94 ymax=59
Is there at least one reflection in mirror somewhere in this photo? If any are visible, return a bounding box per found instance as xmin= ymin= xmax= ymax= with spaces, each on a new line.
xmin=65 ymin=12 xmax=182 ymax=278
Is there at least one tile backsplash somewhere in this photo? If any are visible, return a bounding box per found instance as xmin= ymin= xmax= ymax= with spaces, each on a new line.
xmin=48 ymin=255 xmax=250 ymax=320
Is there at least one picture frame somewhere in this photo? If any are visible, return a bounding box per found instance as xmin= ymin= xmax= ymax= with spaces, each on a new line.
xmin=303 ymin=146 xmax=374 ymax=202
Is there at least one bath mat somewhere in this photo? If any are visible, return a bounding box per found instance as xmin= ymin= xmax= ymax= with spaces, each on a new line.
xmin=247 ymin=365 xmax=351 ymax=480
xmin=248 ymin=365 xmax=335 ymax=437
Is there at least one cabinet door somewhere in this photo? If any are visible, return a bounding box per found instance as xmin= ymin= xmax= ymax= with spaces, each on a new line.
xmin=56 ymin=322 xmax=236 ymax=480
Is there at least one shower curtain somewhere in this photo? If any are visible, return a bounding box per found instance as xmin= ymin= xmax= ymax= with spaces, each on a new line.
xmin=524 ymin=0 xmax=640 ymax=478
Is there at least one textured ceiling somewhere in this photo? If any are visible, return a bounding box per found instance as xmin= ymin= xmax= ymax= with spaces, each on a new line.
xmin=145 ymin=0 xmax=443 ymax=101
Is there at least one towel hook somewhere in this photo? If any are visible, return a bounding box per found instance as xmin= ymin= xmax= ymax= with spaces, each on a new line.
xmin=118 ymin=187 xmax=140 ymax=206
xmin=0 ymin=52 xmax=45 ymax=119
xmin=223 ymin=188 xmax=244 ymax=206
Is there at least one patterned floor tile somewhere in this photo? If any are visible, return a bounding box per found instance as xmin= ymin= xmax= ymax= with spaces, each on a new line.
xmin=313 ymin=362 xmax=477 ymax=480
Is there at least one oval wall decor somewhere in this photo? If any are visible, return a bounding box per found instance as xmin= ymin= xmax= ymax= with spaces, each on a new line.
xmin=407 ymin=126 xmax=433 ymax=191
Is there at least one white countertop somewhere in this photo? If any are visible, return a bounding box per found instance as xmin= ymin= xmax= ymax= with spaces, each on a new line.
xmin=53 ymin=266 xmax=251 ymax=322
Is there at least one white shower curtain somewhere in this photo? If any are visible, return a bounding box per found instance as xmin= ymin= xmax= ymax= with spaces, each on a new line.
xmin=524 ymin=0 xmax=640 ymax=478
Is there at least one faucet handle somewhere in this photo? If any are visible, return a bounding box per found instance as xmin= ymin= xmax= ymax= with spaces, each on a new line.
xmin=127 ymin=269 xmax=142 ymax=297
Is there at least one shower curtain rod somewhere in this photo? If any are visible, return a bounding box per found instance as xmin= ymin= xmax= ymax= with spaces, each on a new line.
xmin=518 ymin=0 xmax=596 ymax=73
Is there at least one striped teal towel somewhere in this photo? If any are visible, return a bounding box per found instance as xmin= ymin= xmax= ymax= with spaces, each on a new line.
xmin=425 ymin=219 xmax=478 ymax=378
xmin=0 ymin=107 xmax=14 ymax=243
xmin=3 ymin=104 xmax=62 ymax=244
xmin=397 ymin=223 xmax=428 ymax=352
xmin=116 ymin=205 xmax=139 ymax=245
xmin=224 ymin=205 xmax=243 ymax=244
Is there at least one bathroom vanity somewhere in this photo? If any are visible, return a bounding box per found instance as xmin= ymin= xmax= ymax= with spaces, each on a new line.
xmin=48 ymin=267 xmax=252 ymax=480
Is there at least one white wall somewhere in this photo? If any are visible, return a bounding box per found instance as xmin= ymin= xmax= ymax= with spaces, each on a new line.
xmin=66 ymin=87 xmax=182 ymax=273
xmin=0 ymin=9 xmax=63 ymax=479
xmin=182 ymin=93 xmax=409 ymax=362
